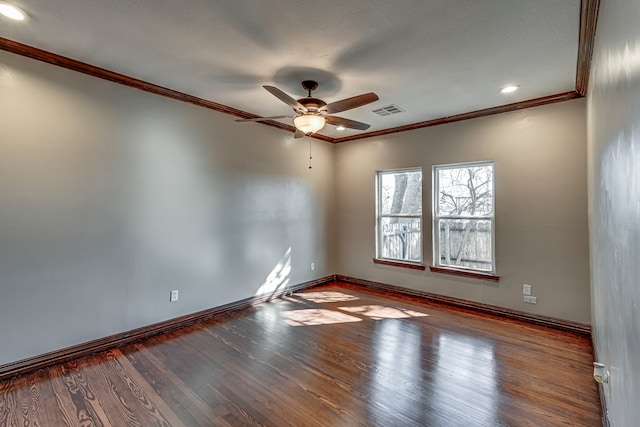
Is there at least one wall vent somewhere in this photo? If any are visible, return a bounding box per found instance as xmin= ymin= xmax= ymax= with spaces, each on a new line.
xmin=372 ymin=104 xmax=404 ymax=116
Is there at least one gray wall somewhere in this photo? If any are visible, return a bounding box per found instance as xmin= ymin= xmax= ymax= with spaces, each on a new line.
xmin=0 ymin=51 xmax=336 ymax=366
xmin=587 ymin=0 xmax=640 ymax=423
xmin=0 ymin=44 xmax=594 ymax=369
xmin=335 ymin=99 xmax=591 ymax=323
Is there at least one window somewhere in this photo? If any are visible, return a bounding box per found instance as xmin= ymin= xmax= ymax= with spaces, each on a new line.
xmin=376 ymin=168 xmax=422 ymax=263
xmin=433 ymin=161 xmax=495 ymax=273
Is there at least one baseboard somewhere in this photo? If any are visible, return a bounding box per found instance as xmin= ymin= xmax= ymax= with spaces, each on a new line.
xmin=596 ymin=378 xmax=610 ymax=426
xmin=592 ymin=346 xmax=611 ymax=426
xmin=335 ymin=275 xmax=591 ymax=336
xmin=1 ymin=273 xmax=591 ymax=381
xmin=0 ymin=275 xmax=334 ymax=382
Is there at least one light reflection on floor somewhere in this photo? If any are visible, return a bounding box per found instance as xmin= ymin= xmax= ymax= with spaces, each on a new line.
xmin=370 ymin=320 xmax=423 ymax=423
xmin=433 ymin=333 xmax=498 ymax=424
xmin=255 ymin=301 xmax=288 ymax=334
xmin=280 ymin=290 xmax=497 ymax=423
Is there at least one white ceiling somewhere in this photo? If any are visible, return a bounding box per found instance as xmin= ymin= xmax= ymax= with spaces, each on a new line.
xmin=1 ymin=0 xmax=581 ymax=139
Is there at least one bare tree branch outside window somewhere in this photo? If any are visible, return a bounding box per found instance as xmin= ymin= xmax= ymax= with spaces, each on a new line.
xmin=377 ymin=169 xmax=422 ymax=262
xmin=435 ymin=163 xmax=494 ymax=271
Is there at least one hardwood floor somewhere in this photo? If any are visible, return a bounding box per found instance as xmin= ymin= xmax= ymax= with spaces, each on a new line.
xmin=0 ymin=282 xmax=602 ymax=426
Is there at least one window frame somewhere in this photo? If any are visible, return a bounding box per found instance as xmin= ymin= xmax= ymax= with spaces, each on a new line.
xmin=432 ymin=160 xmax=496 ymax=274
xmin=375 ymin=167 xmax=423 ymax=265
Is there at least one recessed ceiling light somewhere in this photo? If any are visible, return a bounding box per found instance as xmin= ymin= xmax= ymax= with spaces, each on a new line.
xmin=500 ymin=85 xmax=520 ymax=94
xmin=0 ymin=2 xmax=26 ymax=20
xmin=336 ymin=126 xmax=346 ymax=131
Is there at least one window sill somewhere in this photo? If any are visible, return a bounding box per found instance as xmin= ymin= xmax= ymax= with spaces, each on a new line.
xmin=373 ymin=258 xmax=426 ymax=270
xmin=429 ymin=265 xmax=500 ymax=282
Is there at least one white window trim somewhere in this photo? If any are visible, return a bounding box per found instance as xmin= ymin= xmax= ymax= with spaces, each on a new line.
xmin=375 ymin=167 xmax=423 ymax=264
xmin=432 ymin=160 xmax=496 ymax=274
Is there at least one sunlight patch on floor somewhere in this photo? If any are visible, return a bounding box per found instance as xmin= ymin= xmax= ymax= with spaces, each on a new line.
xmin=339 ymin=305 xmax=429 ymax=320
xmin=282 ymin=309 xmax=362 ymax=326
xmin=295 ymin=291 xmax=359 ymax=304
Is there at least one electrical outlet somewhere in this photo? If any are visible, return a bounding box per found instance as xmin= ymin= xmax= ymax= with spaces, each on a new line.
xmin=524 ymin=295 xmax=537 ymax=304
xmin=523 ymin=284 xmax=532 ymax=295
xmin=310 ymin=262 xmax=315 ymax=271
xmin=170 ymin=290 xmax=179 ymax=302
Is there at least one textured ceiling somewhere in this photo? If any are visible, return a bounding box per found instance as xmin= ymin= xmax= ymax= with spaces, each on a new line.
xmin=0 ymin=0 xmax=581 ymax=139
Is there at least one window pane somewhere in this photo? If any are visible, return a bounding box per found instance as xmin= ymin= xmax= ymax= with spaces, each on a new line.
xmin=380 ymin=217 xmax=421 ymax=262
xmin=379 ymin=170 xmax=422 ymax=215
xmin=437 ymin=219 xmax=492 ymax=271
xmin=437 ymin=165 xmax=493 ymax=217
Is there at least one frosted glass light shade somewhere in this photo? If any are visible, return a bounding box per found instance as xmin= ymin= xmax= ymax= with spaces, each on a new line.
xmin=294 ymin=115 xmax=325 ymax=134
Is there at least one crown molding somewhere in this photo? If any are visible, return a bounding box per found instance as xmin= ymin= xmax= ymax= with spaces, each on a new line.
xmin=576 ymin=0 xmax=601 ymax=95
xmin=332 ymin=91 xmax=582 ymax=143
xmin=0 ymin=0 xmax=599 ymax=143
xmin=0 ymin=37 xmax=302 ymax=135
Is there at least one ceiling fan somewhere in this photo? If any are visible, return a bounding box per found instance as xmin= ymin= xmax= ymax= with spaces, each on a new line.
xmin=236 ymin=80 xmax=379 ymax=138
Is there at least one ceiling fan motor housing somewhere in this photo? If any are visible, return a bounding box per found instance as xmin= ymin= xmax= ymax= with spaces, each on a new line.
xmin=298 ymin=97 xmax=327 ymax=113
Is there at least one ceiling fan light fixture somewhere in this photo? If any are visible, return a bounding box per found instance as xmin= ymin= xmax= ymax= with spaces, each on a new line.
xmin=241 ymin=81 xmax=376 ymax=136
xmin=294 ymin=115 xmax=326 ymax=134
xmin=0 ymin=2 xmax=26 ymax=20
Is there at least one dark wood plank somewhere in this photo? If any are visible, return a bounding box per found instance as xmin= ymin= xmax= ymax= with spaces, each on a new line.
xmin=0 ymin=282 xmax=601 ymax=426
xmin=123 ymin=343 xmax=234 ymax=426
xmin=100 ymin=350 xmax=185 ymax=426
xmin=48 ymin=360 xmax=108 ymax=426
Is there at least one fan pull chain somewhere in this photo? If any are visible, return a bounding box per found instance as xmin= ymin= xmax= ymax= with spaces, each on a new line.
xmin=308 ymin=139 xmax=313 ymax=169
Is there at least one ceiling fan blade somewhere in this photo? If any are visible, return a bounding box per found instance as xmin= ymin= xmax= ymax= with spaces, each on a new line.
xmin=263 ymin=86 xmax=307 ymax=113
xmin=235 ymin=115 xmax=294 ymax=122
xmin=322 ymin=92 xmax=379 ymax=114
xmin=294 ymin=129 xmax=306 ymax=138
xmin=325 ymin=115 xmax=371 ymax=131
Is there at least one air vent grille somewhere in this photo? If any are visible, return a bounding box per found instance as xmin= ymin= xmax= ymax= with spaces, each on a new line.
xmin=372 ymin=104 xmax=404 ymax=116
